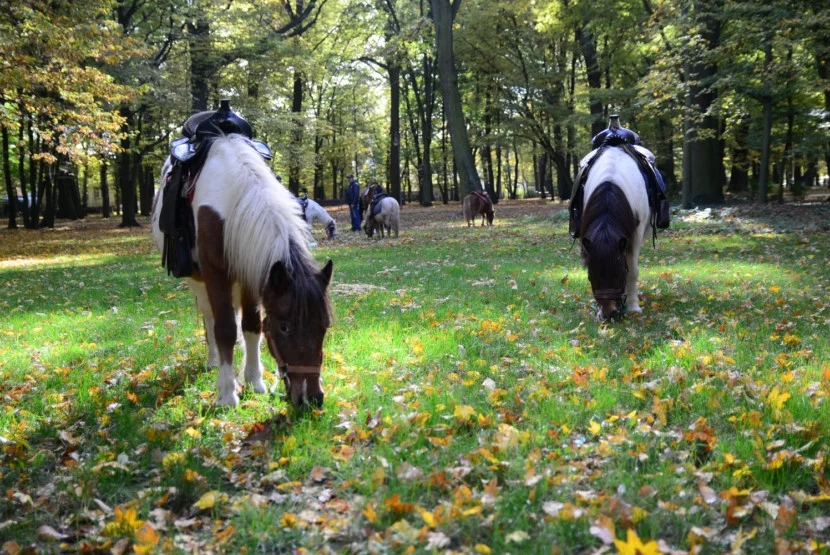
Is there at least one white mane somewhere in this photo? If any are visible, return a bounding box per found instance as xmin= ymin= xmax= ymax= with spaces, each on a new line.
xmin=202 ymin=135 xmax=314 ymax=295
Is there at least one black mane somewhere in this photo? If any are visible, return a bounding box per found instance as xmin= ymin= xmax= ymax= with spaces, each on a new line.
xmin=580 ymin=181 xmax=638 ymax=281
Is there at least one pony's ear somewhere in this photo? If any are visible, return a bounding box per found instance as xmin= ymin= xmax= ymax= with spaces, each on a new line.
xmin=618 ymin=237 xmax=628 ymax=253
xmin=269 ymin=261 xmax=292 ymax=296
xmin=318 ymin=259 xmax=334 ymax=289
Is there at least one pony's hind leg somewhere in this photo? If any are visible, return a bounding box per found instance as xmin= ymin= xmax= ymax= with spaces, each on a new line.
xmin=625 ymin=244 xmax=643 ymax=314
xmin=240 ymin=291 xmax=266 ymax=394
xmin=187 ymin=279 xmax=219 ymax=368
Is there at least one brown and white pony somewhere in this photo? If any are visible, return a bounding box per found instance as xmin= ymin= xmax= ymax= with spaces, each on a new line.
xmin=152 ymin=135 xmax=333 ymax=408
xmin=360 ymin=183 xmax=384 ymax=217
xmin=463 ymin=191 xmax=494 ymax=227
xmin=578 ymin=147 xmax=649 ymax=321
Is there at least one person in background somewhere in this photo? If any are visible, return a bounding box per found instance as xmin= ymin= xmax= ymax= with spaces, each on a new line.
xmin=344 ymin=174 xmax=361 ymax=231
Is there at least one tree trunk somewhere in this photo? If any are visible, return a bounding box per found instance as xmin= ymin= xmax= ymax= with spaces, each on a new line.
xmin=2 ymin=125 xmax=17 ymax=229
xmin=289 ymin=69 xmax=303 ymax=196
xmin=56 ymin=171 xmax=82 ymax=220
xmin=28 ymin=117 xmax=40 ymax=224
xmin=576 ymin=26 xmax=605 ymax=137
xmin=684 ymin=0 xmax=724 ymax=206
xmin=41 ymin=166 xmax=56 ymax=228
xmin=81 ymin=161 xmax=89 ymax=211
xmin=431 ymin=0 xmax=481 ymax=199
xmin=101 ymin=162 xmax=111 ymax=219
xmin=118 ymin=107 xmax=139 ymax=227
xmin=512 ymin=140 xmax=520 ymax=199
xmin=729 ymin=120 xmax=750 ymax=193
xmin=758 ymin=35 xmax=774 ymax=204
xmin=388 ymin=64 xmax=402 ymax=203
xmin=421 ymin=55 xmax=436 ymax=206
xmin=17 ymin=111 xmax=32 ymax=228
xmin=188 ymin=17 xmax=212 ymax=112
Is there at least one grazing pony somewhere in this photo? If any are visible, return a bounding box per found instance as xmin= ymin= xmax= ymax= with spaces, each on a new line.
xmin=152 ymin=135 xmax=334 ymax=408
xmin=297 ymin=196 xmax=337 ymax=239
xmin=579 ymin=147 xmax=649 ymax=321
xmin=364 ymin=196 xmax=400 ymax=239
xmin=360 ymin=183 xmax=384 ymax=217
xmin=463 ymin=191 xmax=494 ymax=227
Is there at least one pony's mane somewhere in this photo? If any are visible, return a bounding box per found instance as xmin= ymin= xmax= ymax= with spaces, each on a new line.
xmin=581 ymin=181 xmax=637 ymax=279
xmin=210 ymin=135 xmax=316 ymax=296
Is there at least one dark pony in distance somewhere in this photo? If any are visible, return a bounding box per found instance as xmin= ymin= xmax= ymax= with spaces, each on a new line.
xmin=463 ymin=190 xmax=494 ymax=227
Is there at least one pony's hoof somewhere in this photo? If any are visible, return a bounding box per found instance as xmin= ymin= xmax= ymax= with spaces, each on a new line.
xmin=216 ymin=391 xmax=240 ymax=407
xmin=248 ymin=378 xmax=267 ymax=394
xmin=627 ymin=304 xmax=643 ymax=314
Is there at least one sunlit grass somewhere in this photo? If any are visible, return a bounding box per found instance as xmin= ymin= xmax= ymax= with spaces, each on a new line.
xmin=1 ymin=206 xmax=828 ymax=551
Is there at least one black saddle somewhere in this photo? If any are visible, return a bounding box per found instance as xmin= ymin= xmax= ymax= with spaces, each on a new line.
xmin=296 ymin=193 xmax=309 ymax=219
xmin=370 ymin=192 xmax=388 ymax=217
xmin=160 ymin=100 xmax=271 ymax=278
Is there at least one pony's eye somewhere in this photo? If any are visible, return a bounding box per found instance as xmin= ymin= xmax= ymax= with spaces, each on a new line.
xmin=279 ymin=322 xmax=290 ymax=334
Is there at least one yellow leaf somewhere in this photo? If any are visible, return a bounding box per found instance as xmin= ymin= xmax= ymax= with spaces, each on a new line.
xmin=767 ymin=386 xmax=791 ymax=411
xmin=184 ymin=427 xmax=201 ymax=439
xmin=614 ymin=528 xmax=663 ymax=555
xmin=475 ymin=544 xmax=492 ymax=554
xmin=417 ymin=507 xmax=438 ymax=528
xmin=454 ymin=405 xmax=476 ymax=422
xmin=280 ymin=513 xmax=297 ymax=528
xmin=589 ymin=420 xmax=602 ymax=436
xmin=193 ymin=491 xmax=218 ymax=511
xmin=363 ymin=503 xmax=378 ymax=523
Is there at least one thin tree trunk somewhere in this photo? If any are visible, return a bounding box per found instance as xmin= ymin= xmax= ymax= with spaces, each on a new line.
xmin=758 ymin=35 xmax=774 ymax=204
xmin=101 ymin=162 xmax=111 ymax=219
xmin=289 ymin=69 xmax=303 ymax=196
xmin=2 ymin=125 xmax=17 ymax=229
xmin=389 ymin=64 xmax=402 ymax=202
xmin=17 ymin=109 xmax=31 ymax=228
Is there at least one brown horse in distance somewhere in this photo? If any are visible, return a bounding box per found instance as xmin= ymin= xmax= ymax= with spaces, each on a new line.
xmin=463 ymin=191 xmax=495 ymax=227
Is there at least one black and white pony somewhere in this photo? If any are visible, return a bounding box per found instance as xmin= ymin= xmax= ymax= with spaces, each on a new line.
xmin=578 ymin=147 xmax=650 ymax=320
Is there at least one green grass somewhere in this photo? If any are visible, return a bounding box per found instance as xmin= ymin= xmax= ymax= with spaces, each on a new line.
xmin=1 ymin=204 xmax=828 ymax=553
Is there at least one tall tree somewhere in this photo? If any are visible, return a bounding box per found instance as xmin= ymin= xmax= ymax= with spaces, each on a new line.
xmin=431 ymin=0 xmax=481 ymax=198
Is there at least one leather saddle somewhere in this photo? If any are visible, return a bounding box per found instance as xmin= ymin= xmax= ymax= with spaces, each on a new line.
xmin=159 ymin=100 xmax=273 ymax=278
xmin=369 ymin=192 xmax=388 ymax=217
xmin=296 ymin=193 xmax=309 ymax=219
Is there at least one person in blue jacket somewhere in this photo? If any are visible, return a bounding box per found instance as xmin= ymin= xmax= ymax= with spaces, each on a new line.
xmin=344 ymin=174 xmax=362 ymax=231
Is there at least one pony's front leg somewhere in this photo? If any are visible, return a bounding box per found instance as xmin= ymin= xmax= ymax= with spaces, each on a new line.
xmin=241 ymin=292 xmax=266 ymax=394
xmin=187 ymin=279 xmax=219 ymax=367
xmin=625 ymin=247 xmax=643 ymax=314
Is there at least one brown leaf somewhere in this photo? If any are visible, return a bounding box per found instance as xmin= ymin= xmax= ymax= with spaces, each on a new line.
xmin=309 ymin=466 xmax=329 ymax=483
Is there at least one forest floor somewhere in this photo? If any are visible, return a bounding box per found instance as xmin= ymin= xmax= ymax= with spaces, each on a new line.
xmin=1 ymin=197 xmax=829 ymax=553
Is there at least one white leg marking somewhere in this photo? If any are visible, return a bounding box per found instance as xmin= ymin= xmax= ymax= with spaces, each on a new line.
xmin=216 ymin=362 xmax=240 ymax=407
xmin=243 ymin=331 xmax=266 ymax=393
xmin=626 ymin=246 xmax=642 ymax=314
xmin=189 ymin=280 xmax=219 ymax=367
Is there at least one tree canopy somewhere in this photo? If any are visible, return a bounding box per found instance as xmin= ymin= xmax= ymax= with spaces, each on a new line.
xmin=2 ymin=0 xmax=828 ymax=228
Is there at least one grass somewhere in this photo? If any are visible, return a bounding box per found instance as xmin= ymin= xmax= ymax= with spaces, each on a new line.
xmin=1 ymin=201 xmax=829 ymax=553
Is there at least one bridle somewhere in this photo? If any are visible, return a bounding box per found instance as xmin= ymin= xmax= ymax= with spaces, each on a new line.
xmin=263 ymin=317 xmax=322 ymax=383
xmin=278 ymin=364 xmax=321 ymax=381
xmin=592 ymin=258 xmax=629 ymax=316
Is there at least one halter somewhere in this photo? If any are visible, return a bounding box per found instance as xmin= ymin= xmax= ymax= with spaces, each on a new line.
xmin=279 ymin=364 xmax=321 ymax=378
xmin=592 ymin=258 xmax=629 ymax=317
